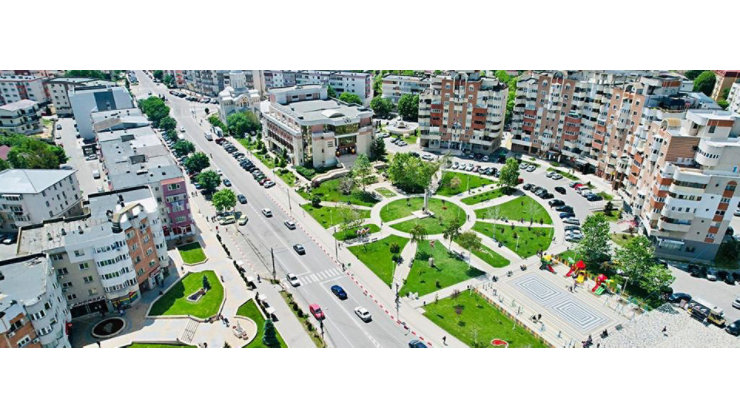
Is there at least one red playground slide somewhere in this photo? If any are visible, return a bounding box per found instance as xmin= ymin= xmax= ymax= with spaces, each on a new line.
xmin=566 ymin=266 xmax=576 ymax=277
xmin=547 ymin=264 xmax=555 ymax=273
xmin=592 ymin=274 xmax=607 ymax=292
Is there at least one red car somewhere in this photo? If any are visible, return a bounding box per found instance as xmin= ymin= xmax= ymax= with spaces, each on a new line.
xmin=517 ymin=178 xmax=524 ymax=184
xmin=309 ymin=304 xmax=325 ymax=321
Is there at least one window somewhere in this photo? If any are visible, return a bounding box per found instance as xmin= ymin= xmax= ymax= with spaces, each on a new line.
xmin=17 ymin=336 xmax=32 ymax=348
xmin=83 ymin=276 xmax=94 ymax=284
xmin=56 ymin=267 xmax=68 ymax=276
xmin=79 ymin=262 xmax=89 ymax=270
xmin=50 ymin=253 xmax=64 ymax=261
xmin=62 ymin=282 xmax=73 ymax=289
xmin=88 ymin=289 xmax=98 ymax=296
xmin=74 ymin=249 xmax=84 ymax=257
xmin=66 ymin=294 xmax=77 ymax=300
xmin=708 ymin=125 xmax=716 ymax=133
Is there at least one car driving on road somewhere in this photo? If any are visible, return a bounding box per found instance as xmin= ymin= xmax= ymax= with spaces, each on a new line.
xmin=284 ymin=220 xmax=296 ymax=230
xmin=261 ymin=208 xmax=272 ymax=217
xmin=237 ymin=194 xmax=247 ymax=204
xmin=354 ymin=306 xmax=372 ymax=322
xmin=408 ymin=339 xmax=427 ymax=348
xmin=287 ymin=273 xmax=300 ymax=287
xmin=331 ymin=285 xmax=348 ymax=300
xmin=293 ymin=244 xmax=306 ymax=255
xmin=309 ymin=304 xmax=325 ymax=321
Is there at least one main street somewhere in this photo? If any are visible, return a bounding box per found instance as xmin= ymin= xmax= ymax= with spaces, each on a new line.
xmin=132 ymin=71 xmax=414 ymax=347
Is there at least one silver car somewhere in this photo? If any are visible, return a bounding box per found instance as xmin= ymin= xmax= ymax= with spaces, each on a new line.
xmin=354 ymin=306 xmax=372 ymax=322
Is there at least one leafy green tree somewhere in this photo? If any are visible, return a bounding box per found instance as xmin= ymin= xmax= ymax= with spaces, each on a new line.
xmin=212 ymin=188 xmax=237 ymax=213
xmin=409 ymin=224 xmax=427 ymax=244
xmin=163 ymin=74 xmax=174 ymax=86
xmin=715 ymin=240 xmax=740 ymax=267
xmin=433 ymin=70 xmax=443 ymax=75
xmin=456 ymin=231 xmax=482 ymax=264
xmin=693 ymin=71 xmax=716 ymax=96
xmin=397 ymin=94 xmax=419 ymax=121
xmin=614 ymin=235 xmax=654 ymax=293
xmin=684 ymin=70 xmax=704 ymax=80
xmin=172 ymin=140 xmax=195 ymax=157
xmin=166 ymin=129 xmax=178 ymax=141
xmin=575 ymin=213 xmax=612 ymax=268
xmin=202 ymin=275 xmax=211 ymax=291
xmin=498 ymin=158 xmax=520 ymax=192
xmin=337 ymin=206 xmax=364 ymax=232
xmin=369 ymin=136 xmax=386 ymax=161
xmin=387 ymin=152 xmax=439 ymax=193
xmin=5 ymin=139 xmax=66 ymax=169
xmin=717 ymin=99 xmax=729 ymax=110
xmin=64 ymin=70 xmax=110 ymax=80
xmin=0 ymin=158 xmax=9 ymax=171
xmin=351 ymin=154 xmax=373 ymax=192
xmin=370 ymin=96 xmax=393 ymax=118
xmin=197 ymin=170 xmax=221 ymax=194
xmin=152 ymin=70 xmax=164 ymax=81
xmin=158 ymin=116 xmax=176 ymax=132
xmin=372 ymin=74 xmax=383 ymax=97
xmin=311 ymin=196 xmax=321 ymax=208
xmin=184 ymin=152 xmax=210 ymax=174
xmin=339 ymin=92 xmax=362 ymax=105
xmin=443 ymin=218 xmax=462 ymax=249
xmin=327 ymin=85 xmax=337 ymax=99
xmin=139 ymin=96 xmax=170 ymax=127
xmin=227 ymin=111 xmax=260 ymax=138
xmin=262 ymin=319 xmax=280 ymax=347
xmin=639 ymin=264 xmax=674 ymax=295
xmin=720 ymin=87 xmax=731 ymax=101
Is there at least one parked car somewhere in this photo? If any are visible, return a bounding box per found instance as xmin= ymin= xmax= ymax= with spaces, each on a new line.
xmin=331 ymin=285 xmax=348 ymax=300
xmin=563 ymin=218 xmax=580 ymax=225
xmin=284 ymin=220 xmax=297 ymax=230
xmin=667 ymin=292 xmax=692 ymax=304
xmin=554 ymin=186 xmax=566 ymax=194
xmin=238 ymin=215 xmax=248 ymax=226
xmin=726 ymin=319 xmax=740 ymax=336
xmin=264 ymin=180 xmax=276 ymax=188
xmin=287 ymin=273 xmax=300 ymax=287
xmin=733 ymin=296 xmax=740 ymax=309
xmin=556 ymin=206 xmax=574 ymax=213
xmin=237 ymin=194 xmax=247 ymax=204
xmin=354 ymin=306 xmax=372 ymax=322
xmin=526 ymin=165 xmax=536 ymax=172
xmin=690 ymin=266 xmax=707 ymax=278
xmin=564 ymin=225 xmax=580 ymax=231
xmin=219 ymin=215 xmax=236 ymax=225
xmin=408 ymin=339 xmax=427 ymax=348
xmin=309 ymin=304 xmax=325 ymax=321
xmin=586 ymin=194 xmax=603 ymax=202
xmin=261 ymin=208 xmax=272 ymax=217
xmin=523 ymin=183 xmax=533 ymax=191
xmin=717 ymin=270 xmax=729 ymax=282
xmin=549 ymin=199 xmax=565 ymax=207
xmin=293 ymin=243 xmax=306 ymax=255
xmin=223 ymin=178 xmax=232 ymax=187
xmin=706 ymin=271 xmax=718 ymax=281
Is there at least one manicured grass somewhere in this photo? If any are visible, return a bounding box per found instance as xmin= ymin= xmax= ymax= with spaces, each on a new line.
xmin=598 ymin=191 xmax=613 ymax=201
xmin=423 ymin=291 xmax=549 ymax=348
xmin=401 ymin=240 xmax=484 ymax=296
xmin=610 ymin=233 xmax=637 ymax=247
xmin=348 ymin=235 xmax=409 ymax=287
xmin=178 ymin=242 xmax=207 ymax=264
xmin=236 ymin=299 xmax=287 ymax=348
xmin=601 ymin=209 xmax=621 ymax=222
xmin=436 ymin=171 xmax=494 ymax=196
xmin=297 ymin=178 xmax=379 ymax=207
xmin=149 ymin=271 xmax=224 ymax=319
xmin=453 ymin=238 xmax=511 ymax=268
xmin=333 ymin=224 xmax=381 ymax=241
xmin=472 ymin=222 xmax=554 ymax=258
xmin=276 ymin=169 xmax=296 ymax=186
xmin=395 ymin=133 xmax=417 ymax=144
xmin=546 ymin=168 xmax=579 ymax=181
xmin=375 ymin=187 xmax=397 ymax=198
xmin=558 ymin=249 xmax=578 ymax=263
xmin=124 ymin=343 xmax=195 ymax=348
xmin=475 ymin=196 xmax=552 ymax=225
xmin=300 ymin=204 xmax=371 ymax=228
xmin=380 ymin=197 xmax=425 ymax=222
xmin=460 ymin=187 xmax=508 ymax=205
xmin=391 ymin=199 xmax=466 ymax=235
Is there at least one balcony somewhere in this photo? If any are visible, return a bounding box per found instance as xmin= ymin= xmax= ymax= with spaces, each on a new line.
xmin=658 ymin=217 xmax=691 ymax=233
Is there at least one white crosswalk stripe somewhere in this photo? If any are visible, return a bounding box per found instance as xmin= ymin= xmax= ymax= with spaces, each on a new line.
xmin=297 ymin=268 xmax=345 ymax=285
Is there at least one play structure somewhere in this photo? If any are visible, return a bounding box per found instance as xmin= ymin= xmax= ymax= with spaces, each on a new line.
xmin=592 ymin=274 xmax=608 ymax=294
xmin=540 ymin=254 xmax=555 ymax=273
xmin=566 ymin=259 xmax=588 ymax=283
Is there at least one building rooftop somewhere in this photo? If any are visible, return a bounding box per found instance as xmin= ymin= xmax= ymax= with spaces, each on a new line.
xmin=47 ymin=77 xmax=96 ymax=85
xmin=0 ymin=99 xmax=37 ymax=112
xmin=0 ymin=74 xmax=42 ymax=81
xmin=383 ymin=74 xmax=427 ymax=82
xmin=269 ymin=84 xmax=324 ymax=94
xmin=0 ymin=254 xmax=51 ymax=307
xmin=0 ymin=169 xmax=76 ymax=195
xmin=91 ymin=108 xmax=149 ymax=132
xmin=275 ymin=99 xmax=372 ymax=123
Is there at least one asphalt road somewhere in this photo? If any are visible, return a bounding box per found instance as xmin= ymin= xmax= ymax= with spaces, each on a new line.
xmin=56 ymin=117 xmax=105 ymax=196
xmin=133 ymin=71 xmax=412 ymax=347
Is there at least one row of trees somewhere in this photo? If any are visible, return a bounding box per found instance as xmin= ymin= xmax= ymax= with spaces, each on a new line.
xmin=139 ymin=96 xmax=172 ymax=129
xmin=0 ymin=134 xmax=67 ymax=170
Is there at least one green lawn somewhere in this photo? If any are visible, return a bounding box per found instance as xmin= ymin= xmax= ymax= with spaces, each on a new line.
xmin=177 ymin=242 xmax=207 ymax=264
xmin=436 ymin=171 xmax=494 ymax=196
xmin=395 ymin=133 xmax=417 ymax=144
xmin=297 ymin=178 xmax=379 ymax=207
xmin=277 ymin=169 xmax=296 ymax=186
xmin=546 ymin=168 xmax=579 ymax=181
xmin=475 ymin=196 xmax=552 ymax=225
xmin=300 ymin=204 xmax=371 ymax=228
xmin=460 ymin=188 xmax=507 ymax=205
xmin=149 ymin=271 xmax=224 ymax=319
xmin=333 ymin=224 xmax=381 ymax=241
xmin=601 ymin=209 xmax=621 ymax=222
xmin=391 ymin=199 xmax=467 ymax=235
xmin=236 ymin=299 xmax=287 ymax=348
xmin=472 ymin=222 xmax=554 ymax=258
xmin=380 ymin=197 xmax=425 ymax=222
xmin=558 ymin=249 xmax=578 ymax=263
xmin=598 ymin=191 xmax=614 ymax=201
xmin=123 ymin=343 xmax=195 ymax=348
xmin=453 ymin=238 xmax=511 ymax=268
xmin=401 ymin=240 xmax=484 ymax=296
xmin=423 ymin=291 xmax=549 ymax=348
xmin=375 ymin=187 xmax=397 ymax=198
xmin=348 ymin=235 xmax=409 ymax=287
xmin=610 ymin=233 xmax=637 ymax=247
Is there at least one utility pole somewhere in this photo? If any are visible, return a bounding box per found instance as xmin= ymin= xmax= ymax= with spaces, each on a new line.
xmin=271 ymin=248 xmax=276 ymax=278
xmin=334 ymin=226 xmax=339 ymax=259
xmin=287 ymin=186 xmax=292 ymax=213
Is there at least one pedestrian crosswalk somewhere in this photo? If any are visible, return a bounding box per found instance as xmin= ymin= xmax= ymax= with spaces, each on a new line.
xmin=295 ymin=267 xmax=344 ymax=286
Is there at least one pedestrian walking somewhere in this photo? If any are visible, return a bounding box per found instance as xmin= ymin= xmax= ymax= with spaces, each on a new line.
xmin=442 ymin=335 xmax=447 ymax=345
xmin=96 ymin=341 xmax=101 ymax=348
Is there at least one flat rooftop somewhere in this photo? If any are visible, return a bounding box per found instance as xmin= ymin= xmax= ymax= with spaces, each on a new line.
xmin=0 ymin=99 xmax=37 ymax=112
xmin=0 ymin=169 xmax=76 ymax=195
xmin=0 ymin=254 xmax=51 ymax=306
xmin=274 ymin=99 xmax=372 ymax=123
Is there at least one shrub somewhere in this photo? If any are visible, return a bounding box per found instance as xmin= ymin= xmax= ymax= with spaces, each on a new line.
xmin=311 ymin=196 xmax=321 ymax=208
xmin=296 ymin=165 xmax=316 ymax=179
xmin=389 ymin=242 xmax=401 ymax=253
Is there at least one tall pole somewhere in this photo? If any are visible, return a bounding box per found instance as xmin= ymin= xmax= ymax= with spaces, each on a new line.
xmin=287 ymin=185 xmax=292 ymax=213
xmin=271 ymin=247 xmax=276 ymax=278
xmin=334 ymin=226 xmax=339 ymax=260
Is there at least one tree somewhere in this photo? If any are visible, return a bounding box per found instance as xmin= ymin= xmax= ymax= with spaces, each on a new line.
xmin=139 ymin=96 xmax=170 ymax=127
xmin=715 ymin=240 xmax=740 ymax=267
xmin=327 ymin=85 xmax=337 ymax=99
xmin=227 ymin=111 xmax=260 ymax=138
xmin=499 ymin=158 xmax=520 ymax=192
xmin=604 ymin=201 xmax=614 ymax=216
xmin=339 ymin=92 xmax=362 ymax=105
xmin=449 ymin=176 xmax=462 ymax=191
xmin=166 ymin=129 xmax=178 ymax=141
xmin=184 ymin=152 xmax=210 ymax=174
xmin=409 ymin=224 xmax=427 ymax=244
xmin=443 ymin=218 xmax=462 ymax=249
xmin=684 ymin=70 xmax=704 ymax=80
xmin=262 ymin=319 xmax=280 ymax=347
xmin=337 ymin=206 xmax=364 ymax=232
xmin=3 ymin=134 xmax=67 ymax=169
xmin=0 ymin=158 xmax=9 ymax=171
xmin=693 ymin=71 xmax=716 ymax=96
xmin=369 ymin=136 xmax=386 ymax=161
xmin=717 ymin=99 xmax=729 ymax=110
xmin=372 ymin=74 xmax=383 ymax=97
xmin=387 ymin=153 xmax=440 ymax=193
xmin=311 ymin=196 xmax=322 ymax=208
xmin=639 ymin=264 xmax=674 ymax=295
xmin=575 ymin=213 xmax=612 ymax=268
xmin=152 ymin=70 xmax=164 ymax=81
xmin=163 ymin=74 xmax=175 ymax=86
xmin=158 ymin=116 xmax=176 ymax=132
xmin=212 ymin=188 xmax=237 ymax=213
xmin=172 ymin=140 xmax=195 ymax=157
xmin=338 ymin=175 xmax=356 ymax=195
xmin=370 ymin=96 xmax=393 ymax=118
xmin=614 ymin=235 xmax=655 ymax=294
xmin=208 ymin=114 xmax=227 ymax=131
xmin=397 ymin=94 xmax=419 ymax=121
xmin=352 ymin=154 xmax=373 ymax=192
xmin=202 ymin=275 xmax=211 ymax=291
xmin=196 ymin=170 xmax=220 ymax=194
xmin=456 ymin=231 xmax=482 ymax=265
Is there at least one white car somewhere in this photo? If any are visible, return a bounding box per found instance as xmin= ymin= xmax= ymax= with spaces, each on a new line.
xmin=286 ymin=273 xmax=300 ymax=287
xmin=179 ymin=126 xmax=186 ymax=132
xmin=85 ymin=154 xmax=97 ymax=161
xmin=421 ymin=154 xmax=434 ymax=161
xmin=354 ymin=306 xmax=372 ymax=322
xmin=216 ymin=168 xmax=223 ymax=176
xmin=733 ymin=296 xmax=740 ymax=309
xmin=284 ymin=220 xmax=296 ymax=230
xmin=261 ymin=208 xmax=272 ymax=217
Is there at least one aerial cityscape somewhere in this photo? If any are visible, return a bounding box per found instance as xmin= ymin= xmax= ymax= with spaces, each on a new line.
xmin=3 ymin=68 xmax=740 ymax=350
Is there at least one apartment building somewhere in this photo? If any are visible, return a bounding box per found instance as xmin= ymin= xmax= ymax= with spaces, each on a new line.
xmin=16 ymin=186 xmax=170 ymax=317
xmin=630 ymin=110 xmax=740 ymax=260
xmin=0 ymin=253 xmax=71 ymax=348
xmin=418 ymin=71 xmax=508 ymax=154
xmin=0 ymin=169 xmax=83 ymax=234
xmin=262 ymin=84 xmax=374 ymax=168
xmin=258 ymin=71 xmax=373 ymax=104
xmin=710 ymin=70 xmax=740 ymax=102
xmin=164 ymin=70 xmax=185 ymax=87
xmin=262 ymin=70 xmax=297 ymax=91
xmin=45 ymin=77 xmax=114 ymax=116
xmin=98 ymin=127 xmax=193 ymax=239
xmin=0 ymin=74 xmax=49 ymax=106
xmin=70 ymin=86 xmax=134 ymax=141
xmin=727 ymin=81 xmax=740 ymax=114
xmin=0 ymin=99 xmax=43 ymax=135
xmin=382 ymin=74 xmax=430 ymax=103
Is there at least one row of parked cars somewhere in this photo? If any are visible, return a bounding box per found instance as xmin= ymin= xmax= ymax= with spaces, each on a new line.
xmin=519 ymin=162 xmax=538 ymax=173
xmin=687 ymin=264 xmax=739 ymax=285
xmin=450 ymin=161 xmax=499 ymax=176
xmin=234 ymin=152 xmax=275 ymax=189
xmin=169 ymin=89 xmax=217 ymax=103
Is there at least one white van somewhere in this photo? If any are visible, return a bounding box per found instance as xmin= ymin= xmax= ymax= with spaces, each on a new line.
xmin=205 ymin=132 xmax=213 ymax=141
xmin=92 ymin=169 xmax=101 ymax=179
